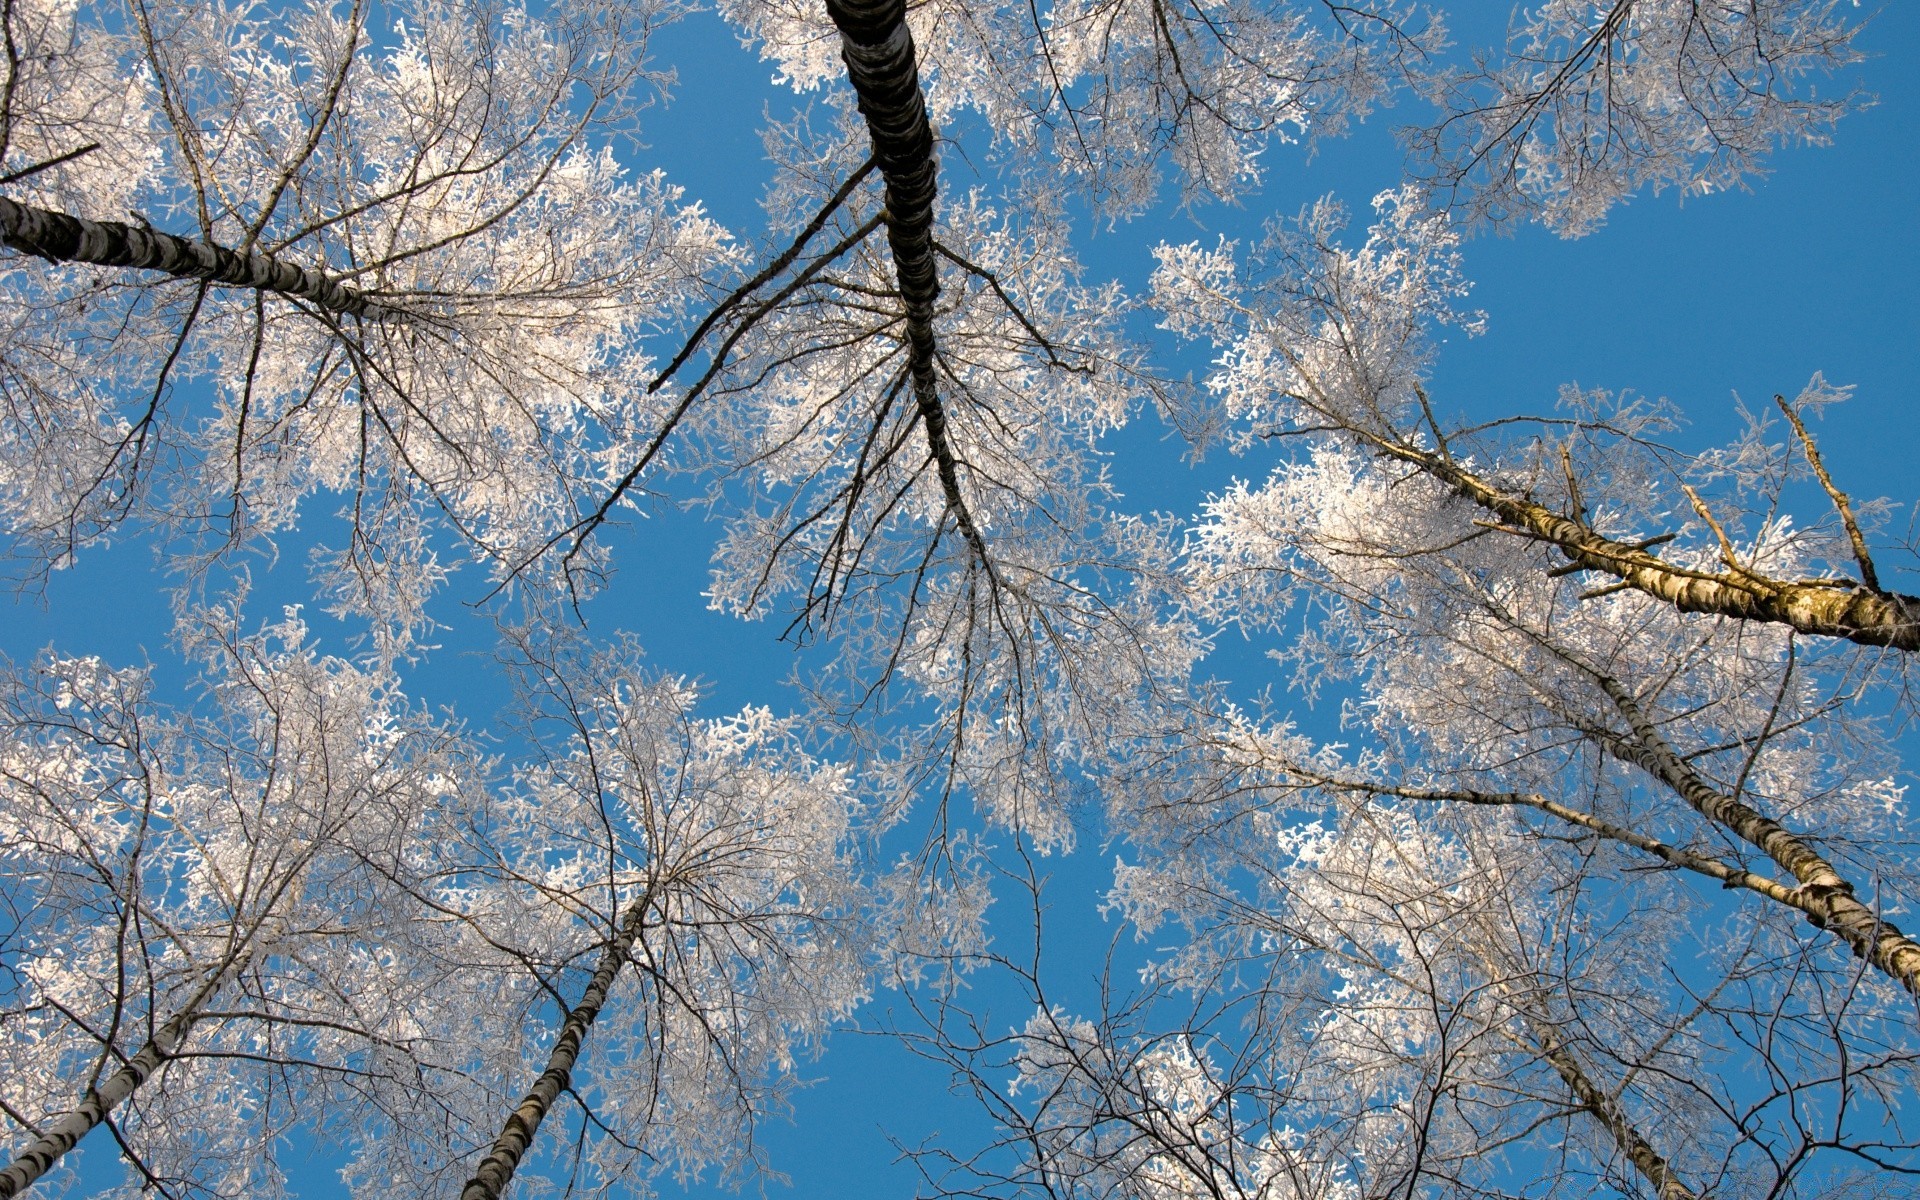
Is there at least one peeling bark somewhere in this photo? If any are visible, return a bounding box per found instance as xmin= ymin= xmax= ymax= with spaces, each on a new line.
xmin=1374 ymin=435 xmax=1920 ymax=653
xmin=1 ymin=196 xmax=405 ymax=319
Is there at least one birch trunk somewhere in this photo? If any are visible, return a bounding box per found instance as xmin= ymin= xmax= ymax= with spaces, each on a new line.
xmin=1591 ymin=675 xmax=1920 ymax=993
xmin=0 ymin=197 xmax=404 ymax=320
xmin=1470 ymin=929 xmax=1700 ymax=1200
xmin=824 ymin=0 xmax=995 ymax=566
xmin=459 ymin=886 xmax=653 ymax=1200
xmin=1523 ymin=1015 xmax=1699 ymax=1200
xmin=1372 ymin=435 xmax=1920 ymax=653
xmin=0 ymin=952 xmax=247 ymax=1199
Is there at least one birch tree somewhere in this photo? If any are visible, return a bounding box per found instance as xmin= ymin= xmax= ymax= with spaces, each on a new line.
xmin=424 ymin=635 xmax=872 ymax=1200
xmin=0 ymin=606 xmax=481 ymax=1197
xmin=0 ymin=615 xmax=876 ymax=1199
xmin=0 ymin=0 xmax=1907 ymax=1196
xmin=0 ymin=0 xmax=731 ymax=648
xmin=1097 ymin=191 xmax=1920 ymax=1193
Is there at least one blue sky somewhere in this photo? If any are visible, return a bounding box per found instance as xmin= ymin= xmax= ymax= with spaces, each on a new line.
xmin=13 ymin=1 xmax=1920 ymax=1196
xmin=658 ymin=7 xmax=1920 ymax=1199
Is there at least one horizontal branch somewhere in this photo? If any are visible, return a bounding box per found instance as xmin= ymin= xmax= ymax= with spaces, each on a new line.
xmin=1301 ymin=747 xmax=1920 ymax=994
xmin=0 ymin=196 xmax=407 ymax=319
xmin=1331 ymin=776 xmax=1804 ymax=910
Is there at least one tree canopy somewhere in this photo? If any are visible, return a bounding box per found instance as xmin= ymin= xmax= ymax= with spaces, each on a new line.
xmin=2 ymin=1 xmax=1916 ymax=1197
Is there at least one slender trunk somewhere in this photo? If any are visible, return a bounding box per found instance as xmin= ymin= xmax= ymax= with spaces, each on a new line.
xmin=1592 ymin=675 xmax=1920 ymax=992
xmin=1329 ymin=774 xmax=1812 ymax=912
xmin=825 ymin=0 xmax=995 ymax=567
xmin=1372 ymin=435 xmax=1920 ymax=652
xmin=1472 ymin=932 xmax=1699 ymax=1200
xmin=0 ymin=952 xmax=246 ymax=1199
xmin=0 ymin=196 xmax=404 ymax=320
xmin=1523 ymin=1017 xmax=1698 ymax=1200
xmin=459 ymin=886 xmax=653 ymax=1200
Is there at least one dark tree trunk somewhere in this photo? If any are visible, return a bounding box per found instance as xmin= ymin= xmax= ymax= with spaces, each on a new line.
xmin=1 ymin=196 xmax=404 ymax=319
xmin=825 ymin=0 xmax=994 ymax=564
xmin=459 ymin=890 xmax=652 ymax=1200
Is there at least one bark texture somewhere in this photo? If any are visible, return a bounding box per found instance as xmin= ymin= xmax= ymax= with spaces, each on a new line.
xmin=825 ymin=0 xmax=994 ymax=565
xmin=0 ymin=956 xmax=243 ymax=1199
xmin=1376 ymin=436 xmax=1920 ymax=653
xmin=1591 ymin=675 xmax=1920 ymax=993
xmin=459 ymin=889 xmax=652 ymax=1200
xmin=1526 ymin=1020 xmax=1698 ymax=1200
xmin=1 ymin=196 xmax=402 ymax=319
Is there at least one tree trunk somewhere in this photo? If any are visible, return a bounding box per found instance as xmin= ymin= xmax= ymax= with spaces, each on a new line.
xmin=0 ymin=196 xmax=404 ymax=320
xmin=1524 ymin=1017 xmax=1699 ymax=1200
xmin=1591 ymin=675 xmax=1920 ymax=993
xmin=1471 ymin=930 xmax=1700 ymax=1200
xmin=824 ymin=0 xmax=994 ymax=566
xmin=459 ymin=887 xmax=653 ymax=1200
xmin=1373 ymin=435 xmax=1920 ymax=653
xmin=0 ymin=952 xmax=246 ymax=1199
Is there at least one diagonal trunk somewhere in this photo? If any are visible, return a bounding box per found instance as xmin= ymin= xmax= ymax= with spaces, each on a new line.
xmin=0 ymin=951 xmax=248 ymax=1199
xmin=1469 ymin=928 xmax=1700 ymax=1200
xmin=1369 ymin=434 xmax=1920 ymax=653
xmin=1 ymin=196 xmax=406 ymax=320
xmin=1514 ymin=1007 xmax=1698 ymax=1200
xmin=459 ymin=885 xmax=653 ymax=1200
xmin=1586 ymin=674 xmax=1920 ymax=993
xmin=825 ymin=0 xmax=995 ymax=569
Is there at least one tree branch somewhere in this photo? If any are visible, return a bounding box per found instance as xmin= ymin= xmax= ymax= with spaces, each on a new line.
xmin=0 ymin=196 xmax=410 ymax=320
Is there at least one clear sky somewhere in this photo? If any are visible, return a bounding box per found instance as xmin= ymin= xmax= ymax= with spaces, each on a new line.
xmin=12 ymin=2 xmax=1919 ymax=1196
xmin=654 ymin=6 xmax=1920 ymax=1199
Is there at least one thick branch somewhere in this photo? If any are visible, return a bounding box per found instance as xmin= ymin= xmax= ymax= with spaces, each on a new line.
xmin=1372 ymin=434 xmax=1920 ymax=652
xmin=1775 ymin=394 xmax=1881 ymax=591
xmin=0 ymin=195 xmax=405 ymax=319
xmin=1470 ymin=930 xmax=1697 ymax=1198
xmin=648 ymin=155 xmax=877 ymax=393
xmin=1588 ymin=674 xmax=1920 ymax=993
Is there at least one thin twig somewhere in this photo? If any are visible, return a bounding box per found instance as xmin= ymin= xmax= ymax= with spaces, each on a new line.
xmin=933 ymin=240 xmax=1084 ymax=372
xmin=649 ymin=156 xmax=878 ymax=393
xmin=1775 ymin=393 xmax=1881 ymax=591
xmin=0 ymin=141 xmax=100 ymax=185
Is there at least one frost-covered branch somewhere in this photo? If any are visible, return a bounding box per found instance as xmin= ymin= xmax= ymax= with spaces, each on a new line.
xmin=1371 ymin=430 xmax=1920 ymax=653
